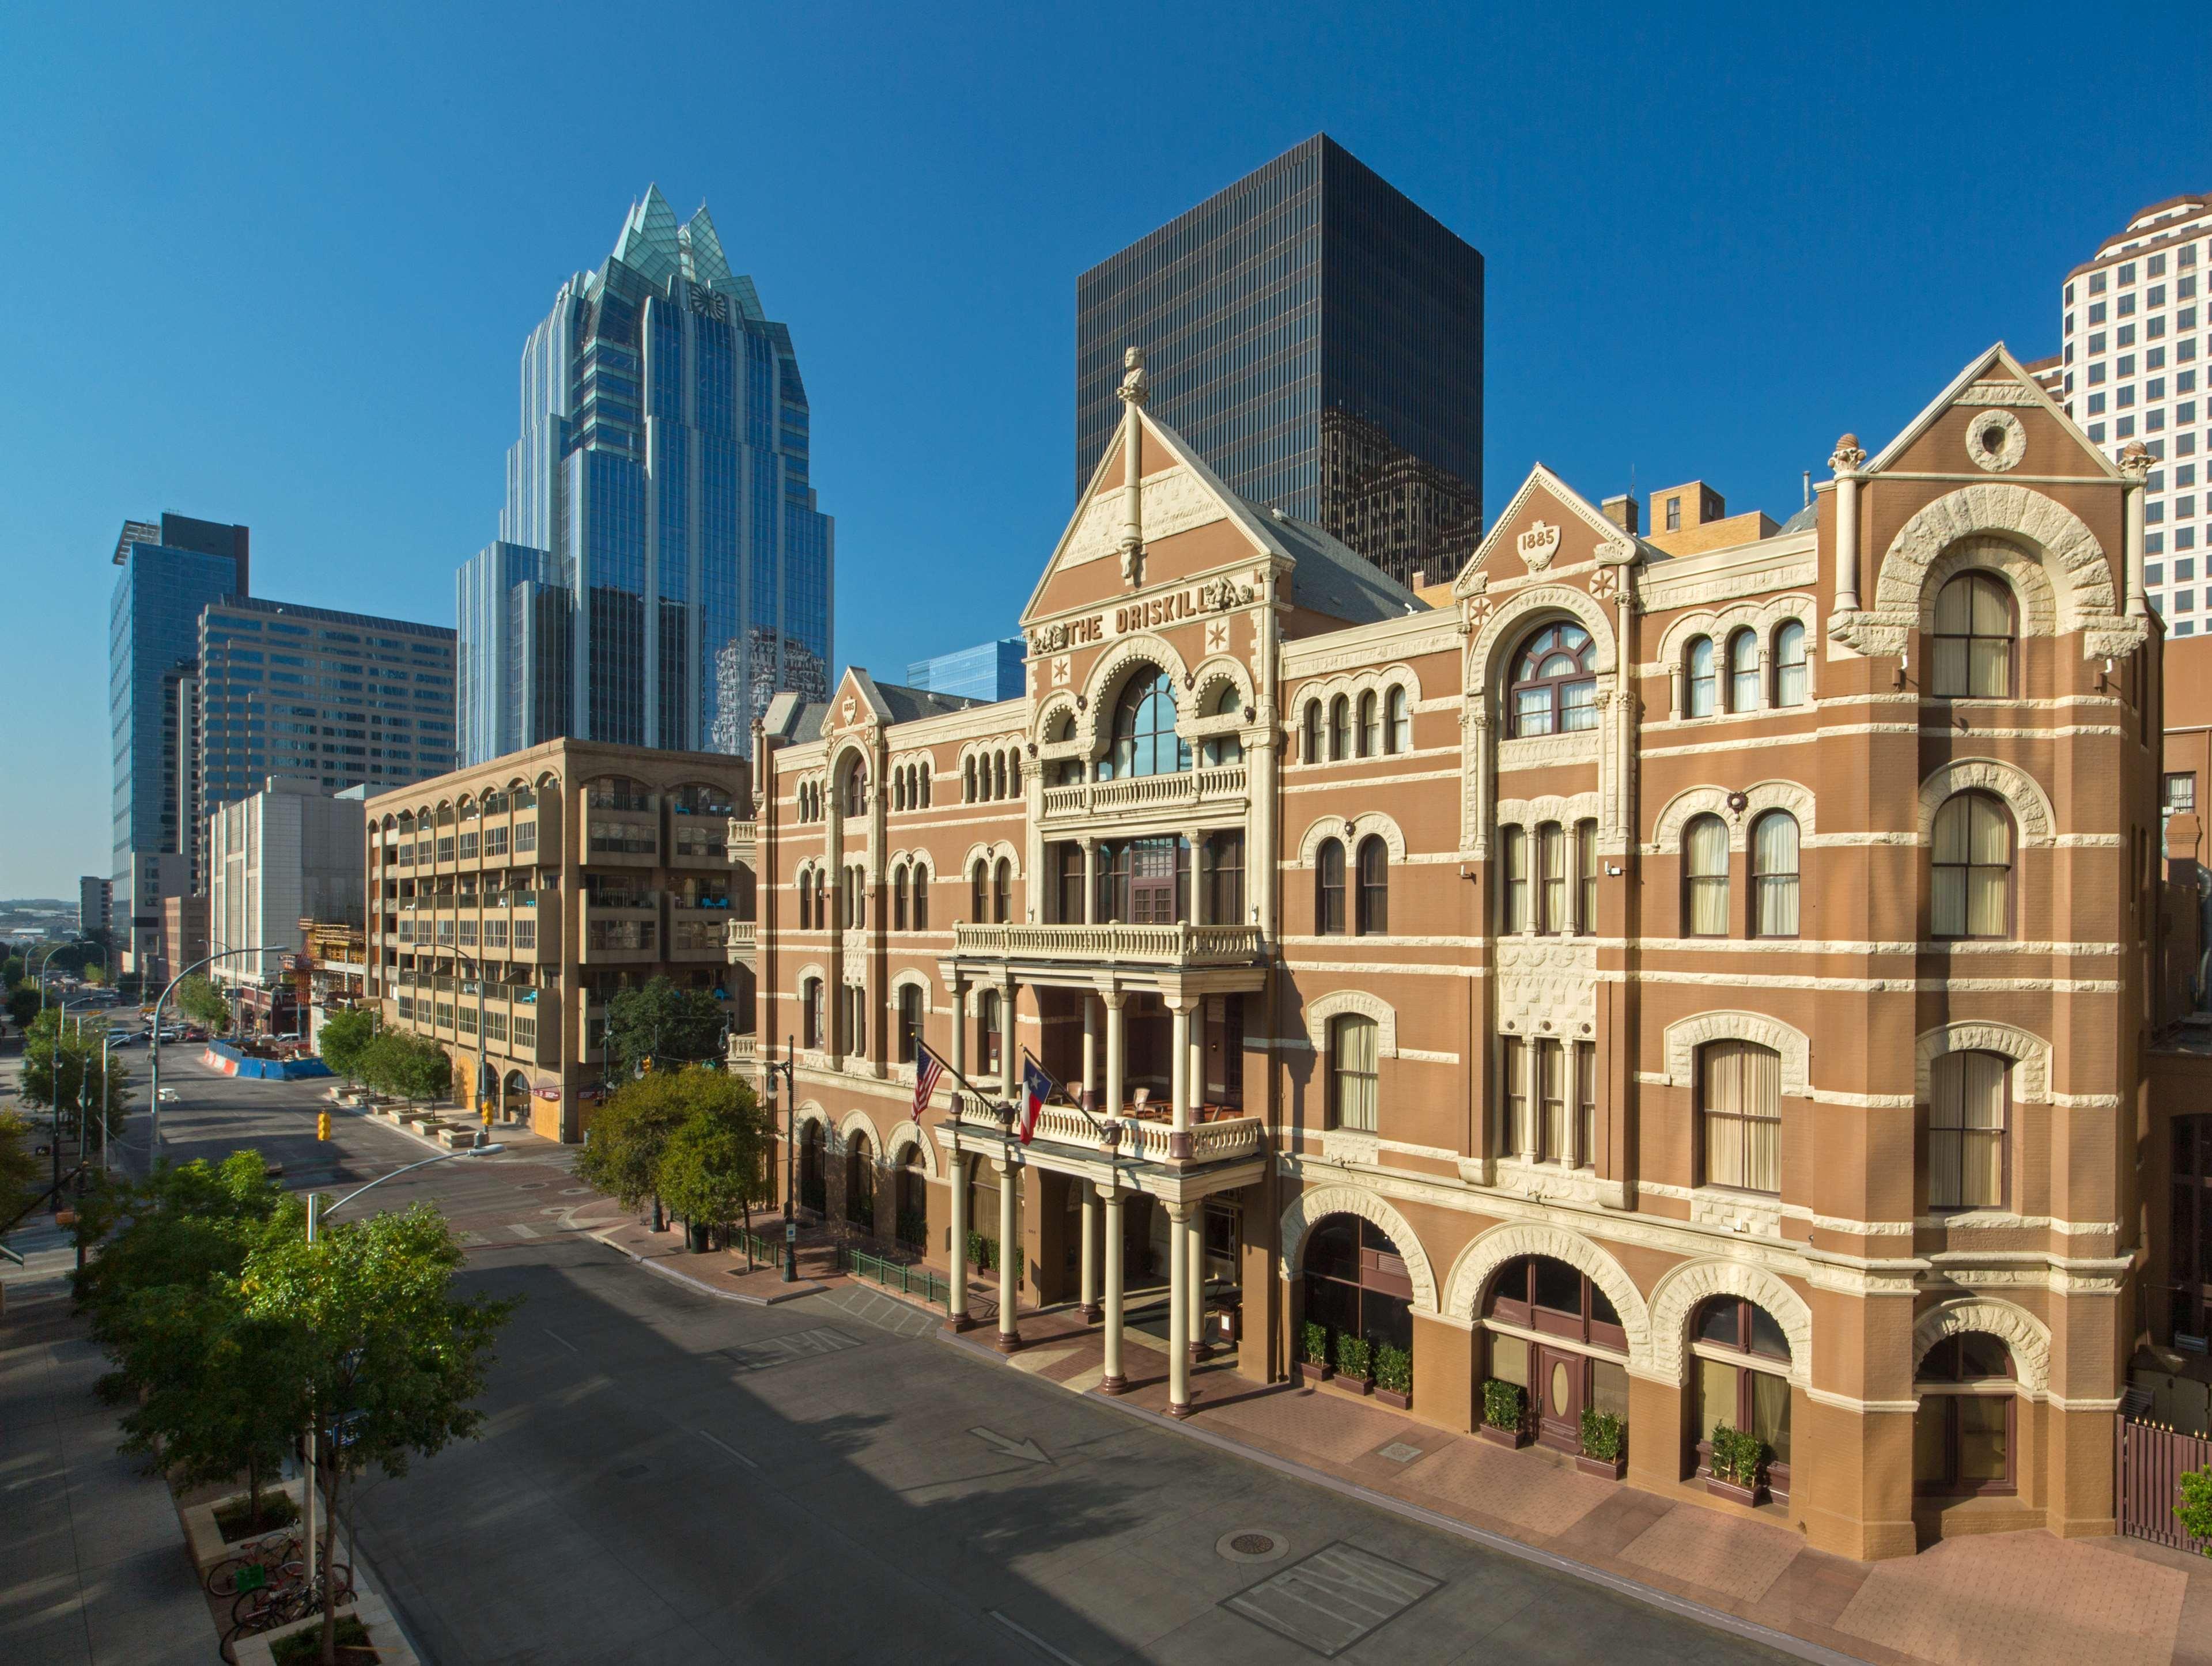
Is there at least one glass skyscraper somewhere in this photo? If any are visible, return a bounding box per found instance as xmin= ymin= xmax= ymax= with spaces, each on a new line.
xmin=1075 ymin=135 xmax=1484 ymax=588
xmin=459 ymin=186 xmax=833 ymax=765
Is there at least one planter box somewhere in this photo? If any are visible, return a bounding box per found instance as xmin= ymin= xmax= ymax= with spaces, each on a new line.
xmin=1296 ymin=1361 xmax=1334 ymax=1384
xmin=232 ymin=1592 xmax=417 ymax=1666
xmin=1334 ymin=1377 xmax=1372 ymax=1398
xmin=1704 ymin=1474 xmax=1764 ymax=1507
xmin=1372 ymin=1387 xmax=1412 ymax=1411
xmin=1575 ymin=1452 xmax=1628 ymax=1481
xmin=181 ymin=1479 xmax=307 ymax=1577
xmin=1477 ymin=1422 xmax=1531 ymax=1449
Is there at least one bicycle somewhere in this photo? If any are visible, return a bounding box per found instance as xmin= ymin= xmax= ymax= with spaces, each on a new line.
xmin=204 ymin=1529 xmax=303 ymax=1597
xmin=226 ymin=1566 xmax=355 ymax=1642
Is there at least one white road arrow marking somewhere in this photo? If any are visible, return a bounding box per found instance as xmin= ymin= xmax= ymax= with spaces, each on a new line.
xmin=969 ymin=1426 xmax=1051 ymax=1464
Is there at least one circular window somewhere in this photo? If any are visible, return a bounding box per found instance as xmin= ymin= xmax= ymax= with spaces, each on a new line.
xmin=1965 ymin=408 xmax=2026 ymax=474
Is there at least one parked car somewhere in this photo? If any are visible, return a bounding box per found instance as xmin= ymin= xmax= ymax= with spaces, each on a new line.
xmin=181 ymin=1026 xmax=207 ymax=1042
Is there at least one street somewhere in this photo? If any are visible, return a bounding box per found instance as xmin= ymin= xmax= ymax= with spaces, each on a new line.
xmin=39 ymin=1046 xmax=1798 ymax=1666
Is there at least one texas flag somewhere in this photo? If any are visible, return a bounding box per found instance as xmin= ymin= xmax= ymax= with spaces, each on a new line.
xmin=1018 ymin=1055 xmax=1057 ymax=1146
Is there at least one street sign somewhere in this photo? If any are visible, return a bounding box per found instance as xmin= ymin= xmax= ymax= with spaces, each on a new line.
xmin=785 ymin=1222 xmax=798 ymax=1243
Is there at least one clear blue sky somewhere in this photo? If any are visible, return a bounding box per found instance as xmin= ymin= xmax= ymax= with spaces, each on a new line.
xmin=2 ymin=2 xmax=2205 ymax=898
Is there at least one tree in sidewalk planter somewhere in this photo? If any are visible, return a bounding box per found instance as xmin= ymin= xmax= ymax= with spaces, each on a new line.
xmin=5 ymin=984 xmax=39 ymax=1029
xmin=19 ymin=1008 xmax=131 ymax=1153
xmin=237 ymin=1202 xmax=516 ymax=1666
xmin=0 ymin=1112 xmax=39 ymax=1221
xmin=603 ymin=975 xmax=725 ymax=1083
xmin=571 ymin=1069 xmax=690 ymax=1228
xmin=316 ymin=1008 xmax=379 ymax=1085
xmin=173 ymin=974 xmax=233 ymax=1035
xmin=653 ymin=1070 xmax=772 ymax=1252
xmin=359 ymin=1031 xmax=451 ymax=1108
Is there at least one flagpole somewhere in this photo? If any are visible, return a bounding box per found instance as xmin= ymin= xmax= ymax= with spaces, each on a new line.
xmin=1022 ymin=1048 xmax=1110 ymax=1139
xmin=920 ymin=1044 xmax=1009 ymax=1125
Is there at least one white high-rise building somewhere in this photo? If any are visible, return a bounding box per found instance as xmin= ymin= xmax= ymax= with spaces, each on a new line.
xmin=2057 ymin=193 xmax=2211 ymax=631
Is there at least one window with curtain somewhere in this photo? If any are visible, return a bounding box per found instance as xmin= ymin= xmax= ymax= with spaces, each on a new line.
xmin=893 ymin=865 xmax=909 ymax=932
xmin=1932 ymin=791 xmax=2012 ymax=938
xmin=1316 ymin=839 xmax=1347 ymax=934
xmin=1054 ymin=844 xmax=1084 ymax=924
xmin=1501 ymin=825 xmax=1529 ymax=932
xmin=842 ymin=762 xmax=867 ymax=818
xmin=1685 ymin=635 xmax=1716 ymax=717
xmin=1303 ymin=701 xmax=1324 ymax=763
xmin=1507 ymin=623 xmax=1598 ymax=737
xmin=992 ymin=859 xmax=1012 ymax=924
xmin=911 ymin=865 xmax=929 ymax=930
xmin=1330 ymin=1014 xmax=1379 ymax=1131
xmin=1538 ymin=1039 xmax=1567 ymax=1162
xmin=1330 ymin=695 xmax=1351 ymax=760
xmin=897 ymin=984 xmax=924 ymax=1064
xmin=1728 ymin=629 xmax=1760 ymax=712
xmin=1684 ymin=814 xmax=1730 ymax=935
xmin=1537 ymin=823 xmax=1566 ymax=933
xmin=1356 ymin=836 xmax=1389 ymax=935
xmin=1354 ymin=691 xmax=1375 ymax=756
xmin=1694 ymin=1297 xmax=1794 ymax=1494
xmin=1700 ymin=1040 xmax=1782 ymax=1192
xmin=978 ymin=989 xmax=1001 ymax=1077
xmin=1752 ymin=812 xmax=1800 ymax=937
xmin=1575 ymin=819 xmax=1598 ymax=935
xmin=1500 ymin=1036 xmax=1528 ymax=1156
xmin=1914 ymin=1333 xmax=2017 ymax=1495
xmin=1930 ymin=1050 xmax=2008 ymax=1209
xmin=1208 ymin=831 xmax=1245 ymax=925
xmin=799 ymin=869 xmax=814 ymax=931
xmin=1932 ymin=571 xmax=2015 ymax=698
xmin=1386 ymin=686 xmax=1411 ymax=754
xmin=970 ymin=864 xmax=987 ymax=923
xmin=1102 ymin=666 xmax=1189 ymax=778
xmin=1772 ymin=620 xmax=1808 ymax=707
xmin=1575 ymin=1043 xmax=1596 ymax=1168
xmin=802 ymin=978 xmax=823 ymax=1050
xmin=1201 ymin=684 xmax=1244 ymax=766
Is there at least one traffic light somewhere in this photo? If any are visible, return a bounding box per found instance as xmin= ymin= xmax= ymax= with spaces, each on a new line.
xmin=640 ymin=1055 xmax=653 ymax=1074
xmin=480 ymin=1100 xmax=493 ymax=1126
xmin=316 ymin=1112 xmax=332 ymax=1141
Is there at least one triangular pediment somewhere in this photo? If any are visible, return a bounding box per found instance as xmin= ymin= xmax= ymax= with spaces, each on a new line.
xmin=827 ymin=667 xmax=893 ymax=736
xmin=1453 ymin=465 xmax=1639 ymax=595
xmin=1866 ymin=343 xmax=2119 ymax=481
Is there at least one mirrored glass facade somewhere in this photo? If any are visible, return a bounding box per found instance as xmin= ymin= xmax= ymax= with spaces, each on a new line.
xmin=1076 ymin=135 xmax=1483 ymax=587
xmin=460 ymin=187 xmax=832 ymax=765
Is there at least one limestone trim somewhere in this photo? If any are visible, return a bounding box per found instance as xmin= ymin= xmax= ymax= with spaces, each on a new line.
xmin=1294 ymin=812 xmax=1409 ymax=868
xmin=1911 ymin=1296 xmax=2052 ymax=1397
xmin=1651 ymin=593 xmax=1819 ymax=709
xmin=1464 ymin=585 xmax=1628 ymax=858
xmin=1916 ymin=756 xmax=2057 ymax=847
xmin=1186 ymin=653 xmax=1258 ymax=727
xmin=1964 ymin=408 xmax=2028 ymax=473
xmin=1495 ymin=792 xmax=1602 ymax=833
xmin=1279 ymin=1182 xmax=1439 ymax=1313
xmin=889 ymin=966 xmax=938 ymax=1002
xmin=1914 ymin=1021 xmax=2051 ymax=1105
xmin=882 ymin=1118 xmax=942 ymax=1179
xmin=1081 ymin=634 xmax=1192 ymax=741
xmin=1302 ymin=989 xmax=1400 ymax=1057
xmin=837 ymin=1107 xmax=883 ymax=1153
xmin=1647 ymin=1258 xmax=1815 ymax=1386
xmin=1440 ymin=1221 xmax=1654 ymax=1368
xmin=1290 ymin=664 xmax=1424 ymax=764
xmin=793 ymin=1100 xmax=830 ymax=1135
xmin=795 ymin=961 xmax=829 ymax=994
xmin=1922 ymin=536 xmax=2058 ymax=638
xmin=1647 ymin=779 xmax=1817 ymax=853
xmin=1658 ymin=1010 xmax=1811 ymax=1099
xmin=961 ymin=840 xmax=1022 ymax=881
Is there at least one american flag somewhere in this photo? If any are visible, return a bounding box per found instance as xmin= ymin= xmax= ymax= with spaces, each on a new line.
xmin=911 ymin=1043 xmax=947 ymax=1120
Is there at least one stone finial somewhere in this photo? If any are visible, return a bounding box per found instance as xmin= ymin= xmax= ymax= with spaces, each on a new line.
xmin=1117 ymin=345 xmax=1150 ymax=407
xmin=2118 ymin=439 xmax=2153 ymax=483
xmin=1829 ymin=433 xmax=1867 ymax=476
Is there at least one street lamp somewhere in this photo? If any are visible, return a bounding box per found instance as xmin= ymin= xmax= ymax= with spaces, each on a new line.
xmin=48 ymin=994 xmax=108 ymax=1209
xmin=31 ymin=940 xmax=78 ymax=1014
xmin=761 ymin=1034 xmax=798 ymax=1282
xmin=448 ymin=947 xmax=491 ymax=1138
xmin=148 ymin=945 xmax=293 ymax=1160
xmin=296 ymin=1142 xmax=506 ymax=1588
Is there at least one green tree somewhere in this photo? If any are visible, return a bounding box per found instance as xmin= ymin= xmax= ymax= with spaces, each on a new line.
xmin=360 ymin=1031 xmax=451 ymax=1107
xmin=0 ymin=1112 xmax=40 ymax=1222
xmin=20 ymin=1010 xmax=131 ymax=1154
xmin=317 ymin=1009 xmax=379 ymax=1084
xmin=173 ymin=974 xmax=233 ymax=1034
xmin=656 ymin=1071 xmax=770 ymax=1247
xmin=5 ymin=985 xmax=39 ymax=1030
xmin=603 ymin=975 xmax=726 ymax=1082
xmin=2179 ymin=1464 xmax=2212 ymax=1553
xmin=572 ymin=1070 xmax=692 ymax=1224
xmin=237 ymin=1203 xmax=515 ymax=1666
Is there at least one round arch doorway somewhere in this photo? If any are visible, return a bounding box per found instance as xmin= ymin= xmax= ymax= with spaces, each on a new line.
xmin=845 ymin=1131 xmax=876 ymax=1230
xmin=499 ymin=1070 xmax=531 ymax=1128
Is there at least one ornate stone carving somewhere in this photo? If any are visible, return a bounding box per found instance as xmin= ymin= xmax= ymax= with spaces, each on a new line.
xmin=1647 ymin=1259 xmax=1815 ymax=1384
xmin=2118 ymin=440 xmax=2153 ymax=485
xmin=1916 ymin=757 xmax=2055 ymax=847
xmin=1957 ymin=381 xmax=2040 ymax=408
xmin=1964 ymin=408 xmax=2026 ymax=473
xmin=1303 ymin=987 xmax=1400 ymax=1055
xmin=1439 ymin=1222 xmax=1653 ymax=1365
xmin=1587 ymin=564 xmax=1620 ymax=601
xmin=1921 ymin=537 xmax=2058 ymax=637
xmin=1295 ymin=812 xmax=1407 ymax=868
xmin=1319 ymin=1129 xmax=1381 ymax=1168
xmin=1828 ymin=434 xmax=1867 ymax=475
xmin=1518 ymin=520 xmax=1562 ymax=571
xmin=1659 ymin=1010 xmax=1810 ymax=1099
xmin=1279 ymin=1183 xmax=1440 ymax=1312
xmin=1647 ymin=779 xmax=1816 ymax=853
xmin=1498 ymin=730 xmax=1602 ymax=771
xmin=881 ymin=1118 xmax=942 ymax=1178
xmin=1059 ymin=465 xmax=1226 ymax=571
xmin=1494 ymin=792 xmax=1602 ymax=831
xmin=1494 ymin=936 xmax=1597 ymax=1039
xmin=838 ymin=1107 xmax=882 ymax=1151
xmin=1914 ymin=1021 xmax=2050 ymax=1105
xmin=1911 ymin=1297 xmax=2051 ymax=1395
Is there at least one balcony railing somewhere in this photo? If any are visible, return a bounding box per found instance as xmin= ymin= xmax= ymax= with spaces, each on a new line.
xmin=1040 ymin=763 xmax=1247 ymax=821
xmin=951 ymin=920 xmax=1263 ymax=967
xmin=727 ymin=818 xmax=758 ymax=862
xmin=724 ymin=919 xmax=758 ymax=957
xmin=952 ymin=1093 xmax=1261 ymax=1166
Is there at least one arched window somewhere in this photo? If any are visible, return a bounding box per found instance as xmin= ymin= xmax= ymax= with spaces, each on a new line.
xmin=1483 ymin=1256 xmax=1631 ymax=1451
xmin=1103 ymin=667 xmax=1189 ymax=779
xmin=1328 ymin=1015 xmax=1379 ymax=1131
xmin=1315 ymin=839 xmax=1347 ymax=935
xmin=970 ymin=862 xmax=987 ymax=923
xmin=977 ymin=989 xmax=1003 ymax=1078
xmin=1930 ymin=1050 xmax=2009 ymax=1209
xmin=812 ymin=869 xmax=826 ymax=929
xmin=1933 ymin=571 xmax=2015 ymax=698
xmin=1727 ymin=628 xmax=1760 ymax=713
xmin=891 ymin=772 xmax=905 ymax=812
xmin=920 ymin=766 xmax=931 ymax=808
xmin=1751 ymin=812 xmax=1799 ymax=938
xmin=1537 ymin=822 xmax=1566 ymax=933
xmin=897 ymin=983 xmax=925 ymax=1064
xmin=1699 ymin=1040 xmax=1780 ymax=1194
xmin=1329 ymin=695 xmax=1351 ymax=760
xmin=801 ymin=977 xmax=825 ymax=1050
xmin=1771 ymin=620 xmax=1808 ymax=708
xmin=798 ymin=868 xmax=814 ymax=932
xmin=1302 ymin=701 xmax=1324 ymax=764
xmin=962 ymin=758 xmax=977 ymax=803
xmin=1500 ymin=825 xmax=1529 ymax=933
xmin=1355 ymin=836 xmax=1389 ymax=935
xmin=1358 ymin=691 xmax=1380 ymax=758
xmin=1574 ymin=819 xmax=1598 ymax=936
xmin=798 ymin=1121 xmax=826 ymax=1213
xmin=1302 ymin=1215 xmax=1412 ymax=1358
xmin=1914 ymin=1333 xmax=2016 ymax=1496
xmin=910 ymin=865 xmax=929 ymax=930
xmin=992 ymin=858 xmax=1012 ymax=924
xmin=993 ymin=752 xmax=1007 ymax=801
xmin=1931 ymin=791 xmax=2012 ymax=939
xmin=1683 ymin=813 xmax=1730 ymax=936
xmin=1693 ymin=1296 xmax=1793 ymax=1500
xmin=1202 ymin=685 xmax=1244 ymax=767
xmin=892 ymin=865 xmax=909 ymax=932
xmin=845 ymin=1131 xmax=874 ymax=1226
xmin=1508 ymin=623 xmax=1598 ymax=737
xmin=895 ymin=1144 xmax=927 ymax=1248
xmin=839 ymin=983 xmax=866 ymax=1057
xmin=1685 ymin=635 xmax=1716 ymax=718
xmin=1386 ymin=686 xmax=1411 ymax=755
xmin=1007 ymin=752 xmax=1022 ymax=796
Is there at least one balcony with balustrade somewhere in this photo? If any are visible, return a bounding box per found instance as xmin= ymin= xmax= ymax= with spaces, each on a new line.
xmin=947 ymin=920 xmax=1265 ymax=990
xmin=1039 ymin=762 xmax=1249 ymax=830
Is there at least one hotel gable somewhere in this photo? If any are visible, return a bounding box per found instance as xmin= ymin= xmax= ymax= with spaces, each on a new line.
xmin=748 ymin=343 xmax=2165 ymax=1559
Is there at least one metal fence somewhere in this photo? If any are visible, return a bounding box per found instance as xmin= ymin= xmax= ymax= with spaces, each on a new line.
xmin=2115 ymin=1417 xmax=2212 ymax=1551
xmin=842 ymin=1246 xmax=950 ymax=1308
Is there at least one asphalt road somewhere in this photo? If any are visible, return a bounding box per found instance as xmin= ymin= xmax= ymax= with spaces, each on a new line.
xmin=69 ymin=1046 xmax=1798 ymax=1666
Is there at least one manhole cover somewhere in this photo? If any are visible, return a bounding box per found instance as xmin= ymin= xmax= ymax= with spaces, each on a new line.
xmin=1216 ymin=1529 xmax=1290 ymax=1563
xmin=561 ymin=1187 xmax=592 ymax=1196
xmin=1378 ymin=1442 xmax=1424 ymax=1464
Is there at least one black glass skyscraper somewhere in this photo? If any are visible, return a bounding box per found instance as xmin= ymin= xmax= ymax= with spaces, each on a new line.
xmin=1076 ymin=135 xmax=1484 ymax=588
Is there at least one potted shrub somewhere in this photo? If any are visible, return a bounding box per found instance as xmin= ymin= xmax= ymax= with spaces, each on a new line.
xmin=1297 ymin=1320 xmax=1334 ymax=1384
xmin=1704 ymin=1422 xmax=1766 ymax=1505
xmin=1576 ymin=1406 xmax=1627 ymax=1479
xmin=1372 ymin=1341 xmax=1413 ymax=1410
xmin=1478 ymin=1378 xmax=1529 ymax=1447
xmin=1334 ymin=1332 xmax=1373 ymax=1394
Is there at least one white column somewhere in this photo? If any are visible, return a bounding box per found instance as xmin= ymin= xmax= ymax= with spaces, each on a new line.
xmin=1169 ymin=999 xmax=1192 ymax=1134
xmin=1081 ymin=994 xmax=1099 ymax=1113
xmin=1079 ymin=1181 xmax=1099 ymax=1320
xmin=1188 ymin=1005 xmax=1205 ymax=1118
xmin=1100 ymin=1182 xmax=1127 ymax=1391
xmin=1829 ymin=436 xmax=1867 ymax=612
xmin=1187 ymin=832 xmax=1205 ymax=926
xmin=1103 ymin=988 xmax=1125 ymax=1122
xmin=1186 ymin=1202 xmax=1207 ymax=1360
xmin=1000 ymin=978 xmax=1020 ymax=1101
xmin=947 ymin=1141 xmax=969 ymax=1327
xmin=2123 ymin=444 xmax=2151 ymax=618
xmin=1082 ymin=839 xmax=1097 ymax=925
xmin=1166 ymin=1199 xmax=1192 ymax=1415
xmin=995 ymin=1154 xmax=1020 ymax=1351
xmin=949 ymin=977 xmax=967 ymax=1080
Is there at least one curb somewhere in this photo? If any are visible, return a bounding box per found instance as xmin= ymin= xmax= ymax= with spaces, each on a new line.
xmin=933 ymin=1328 xmax=1871 ymax=1666
xmin=586 ymin=1230 xmax=823 ymax=1305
